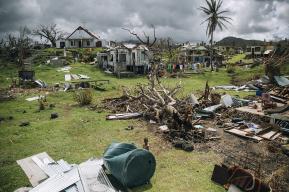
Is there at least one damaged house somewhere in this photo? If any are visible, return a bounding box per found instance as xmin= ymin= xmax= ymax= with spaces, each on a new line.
xmin=97 ymin=44 xmax=150 ymax=75
xmin=179 ymin=44 xmax=212 ymax=67
xmin=56 ymin=26 xmax=109 ymax=48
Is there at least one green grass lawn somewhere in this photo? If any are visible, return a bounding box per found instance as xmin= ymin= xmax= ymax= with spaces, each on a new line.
xmin=232 ymin=65 xmax=265 ymax=84
xmin=227 ymin=54 xmax=253 ymax=65
xmin=0 ymin=62 xmax=257 ymax=192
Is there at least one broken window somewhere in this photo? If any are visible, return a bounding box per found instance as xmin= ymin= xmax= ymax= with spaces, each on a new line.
xmin=70 ymin=41 xmax=74 ymax=46
xmin=119 ymin=54 xmax=126 ymax=62
xmin=110 ymin=54 xmax=114 ymax=62
xmin=96 ymin=41 xmax=102 ymax=47
xmin=141 ymin=51 xmax=146 ymax=61
xmin=255 ymin=47 xmax=261 ymax=52
xmin=87 ymin=40 xmax=90 ymax=46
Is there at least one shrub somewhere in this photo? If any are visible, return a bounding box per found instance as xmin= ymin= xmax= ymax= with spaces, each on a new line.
xmin=226 ymin=66 xmax=235 ymax=74
xmin=38 ymin=96 xmax=47 ymax=110
xmin=73 ymin=89 xmax=93 ymax=106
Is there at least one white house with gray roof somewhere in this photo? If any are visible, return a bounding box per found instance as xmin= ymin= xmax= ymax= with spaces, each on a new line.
xmin=56 ymin=26 xmax=109 ymax=48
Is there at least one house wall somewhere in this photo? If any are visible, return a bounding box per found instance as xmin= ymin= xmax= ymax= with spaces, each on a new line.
xmin=245 ymin=46 xmax=264 ymax=58
xmin=65 ymin=39 xmax=99 ymax=48
xmin=98 ymin=46 xmax=150 ymax=74
xmin=56 ymin=40 xmax=66 ymax=48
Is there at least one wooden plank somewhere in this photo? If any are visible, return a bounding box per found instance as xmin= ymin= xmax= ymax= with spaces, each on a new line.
xmin=225 ymin=128 xmax=263 ymax=142
xmin=271 ymin=132 xmax=282 ymax=140
xmin=261 ymin=131 xmax=277 ymax=139
xmin=236 ymin=104 xmax=266 ymax=117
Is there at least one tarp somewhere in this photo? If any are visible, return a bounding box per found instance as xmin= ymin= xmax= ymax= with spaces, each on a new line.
xmin=103 ymin=143 xmax=156 ymax=188
xmin=274 ymin=76 xmax=289 ymax=87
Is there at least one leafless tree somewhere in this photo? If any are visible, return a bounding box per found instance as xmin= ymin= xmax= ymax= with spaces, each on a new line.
xmin=122 ymin=25 xmax=157 ymax=48
xmin=3 ymin=27 xmax=32 ymax=66
xmin=33 ymin=24 xmax=64 ymax=47
xmin=18 ymin=26 xmax=32 ymax=68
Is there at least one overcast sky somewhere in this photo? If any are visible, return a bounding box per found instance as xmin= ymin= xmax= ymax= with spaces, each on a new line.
xmin=0 ymin=0 xmax=289 ymax=43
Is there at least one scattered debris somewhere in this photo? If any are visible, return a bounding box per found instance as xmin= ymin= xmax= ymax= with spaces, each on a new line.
xmin=125 ymin=125 xmax=134 ymax=130
xmin=34 ymin=80 xmax=47 ymax=88
xmin=64 ymin=74 xmax=90 ymax=81
xmin=19 ymin=121 xmax=30 ymax=127
xmin=106 ymin=113 xmax=142 ymax=120
xmin=220 ymin=94 xmax=234 ymax=107
xmin=211 ymin=165 xmax=272 ymax=192
xmin=274 ymin=76 xmax=289 ymax=87
xmin=26 ymin=95 xmax=45 ymax=102
xmin=57 ymin=66 xmax=71 ymax=72
xmin=50 ymin=112 xmax=58 ymax=119
xmin=17 ymin=152 xmax=117 ymax=191
xmin=159 ymin=125 xmax=169 ymax=132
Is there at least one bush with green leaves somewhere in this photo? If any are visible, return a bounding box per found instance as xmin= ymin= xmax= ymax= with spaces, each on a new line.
xmin=73 ymin=89 xmax=93 ymax=106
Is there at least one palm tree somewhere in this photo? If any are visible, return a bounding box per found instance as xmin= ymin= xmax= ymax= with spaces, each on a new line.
xmin=199 ymin=0 xmax=231 ymax=71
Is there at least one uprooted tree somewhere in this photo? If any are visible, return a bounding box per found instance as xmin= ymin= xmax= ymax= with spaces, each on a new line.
xmin=33 ymin=24 xmax=64 ymax=47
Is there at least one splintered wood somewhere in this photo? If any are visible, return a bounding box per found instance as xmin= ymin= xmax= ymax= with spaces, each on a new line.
xmin=102 ymin=71 xmax=213 ymax=145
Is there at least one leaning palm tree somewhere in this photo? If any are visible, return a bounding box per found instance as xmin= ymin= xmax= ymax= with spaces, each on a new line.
xmin=199 ymin=0 xmax=231 ymax=71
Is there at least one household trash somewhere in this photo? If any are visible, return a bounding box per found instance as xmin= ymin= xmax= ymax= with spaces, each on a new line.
xmin=220 ymin=94 xmax=233 ymax=107
xmin=103 ymin=143 xmax=156 ymax=188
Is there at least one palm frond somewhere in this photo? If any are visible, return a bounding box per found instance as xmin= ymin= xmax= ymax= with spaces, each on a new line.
xmin=216 ymin=0 xmax=223 ymax=11
xmin=199 ymin=0 xmax=232 ymax=37
xmin=205 ymin=0 xmax=214 ymax=12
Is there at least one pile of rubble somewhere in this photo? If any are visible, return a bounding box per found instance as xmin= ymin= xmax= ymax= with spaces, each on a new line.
xmin=103 ymin=71 xmax=289 ymax=149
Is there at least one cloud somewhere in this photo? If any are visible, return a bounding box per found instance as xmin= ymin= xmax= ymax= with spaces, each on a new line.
xmin=0 ymin=0 xmax=288 ymax=42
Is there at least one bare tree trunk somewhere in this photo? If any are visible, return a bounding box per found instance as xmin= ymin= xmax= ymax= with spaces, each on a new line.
xmin=210 ymin=32 xmax=214 ymax=71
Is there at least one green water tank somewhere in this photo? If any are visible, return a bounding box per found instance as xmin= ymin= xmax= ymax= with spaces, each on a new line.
xmin=103 ymin=143 xmax=156 ymax=188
